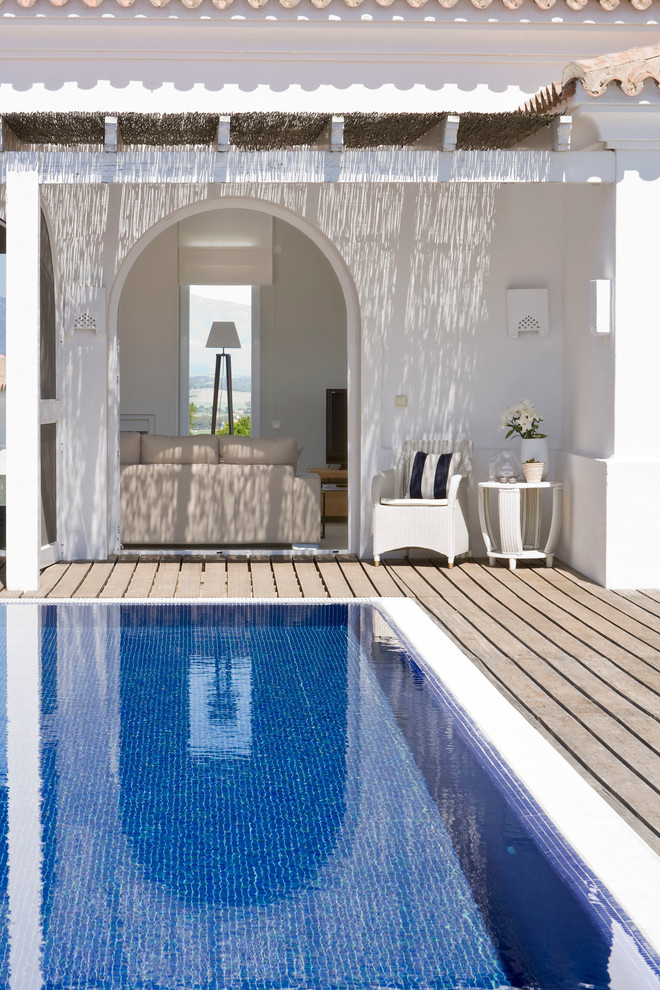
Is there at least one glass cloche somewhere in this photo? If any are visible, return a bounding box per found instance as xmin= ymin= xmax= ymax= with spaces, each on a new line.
xmin=488 ymin=449 xmax=521 ymax=483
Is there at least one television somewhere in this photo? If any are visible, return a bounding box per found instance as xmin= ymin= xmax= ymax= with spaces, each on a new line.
xmin=326 ymin=388 xmax=348 ymax=468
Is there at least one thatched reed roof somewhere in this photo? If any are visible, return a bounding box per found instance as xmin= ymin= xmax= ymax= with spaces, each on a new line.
xmin=2 ymin=110 xmax=554 ymax=151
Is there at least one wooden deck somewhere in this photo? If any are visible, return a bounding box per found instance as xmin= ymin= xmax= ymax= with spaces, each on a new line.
xmin=2 ymin=554 xmax=660 ymax=858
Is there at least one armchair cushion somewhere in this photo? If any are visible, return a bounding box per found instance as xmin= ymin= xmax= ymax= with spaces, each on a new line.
xmin=381 ymin=498 xmax=449 ymax=506
xmin=405 ymin=450 xmax=460 ymax=500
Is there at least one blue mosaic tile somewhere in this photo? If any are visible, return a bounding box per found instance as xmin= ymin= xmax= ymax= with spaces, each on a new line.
xmin=0 ymin=601 xmax=656 ymax=989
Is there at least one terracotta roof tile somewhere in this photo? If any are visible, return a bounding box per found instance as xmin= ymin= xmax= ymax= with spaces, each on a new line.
xmin=521 ymin=43 xmax=660 ymax=114
xmin=562 ymin=43 xmax=660 ymax=96
xmin=6 ymin=0 xmax=658 ymax=8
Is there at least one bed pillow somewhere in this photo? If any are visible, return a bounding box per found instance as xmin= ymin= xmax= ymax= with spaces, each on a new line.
xmin=405 ymin=450 xmax=460 ymax=500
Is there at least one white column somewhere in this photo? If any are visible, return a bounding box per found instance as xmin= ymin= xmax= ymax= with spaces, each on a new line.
xmin=607 ymin=151 xmax=660 ymax=587
xmin=6 ymin=170 xmax=41 ymax=591
xmin=6 ymin=603 xmax=43 ymax=989
xmin=614 ymin=153 xmax=660 ymax=458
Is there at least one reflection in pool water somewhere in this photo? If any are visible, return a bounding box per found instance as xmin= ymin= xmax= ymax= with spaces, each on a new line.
xmin=0 ymin=601 xmax=658 ymax=990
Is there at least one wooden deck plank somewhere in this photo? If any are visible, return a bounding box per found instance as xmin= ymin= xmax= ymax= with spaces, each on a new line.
xmin=558 ymin=564 xmax=660 ymax=637
xmin=271 ymin=560 xmax=302 ymax=598
xmin=442 ymin=562 xmax=660 ymax=757
xmin=293 ymin=560 xmax=327 ymax=598
xmin=337 ymin=557 xmax=379 ymax=598
xmin=47 ymin=562 xmax=93 ymax=599
xmin=413 ymin=563 xmax=660 ymax=850
xmin=538 ymin=566 xmax=660 ymax=655
xmin=175 ymin=562 xmax=202 ymax=598
xmin=21 ymin=562 xmax=71 ymax=599
xmin=73 ymin=561 xmax=114 ymax=598
xmin=150 ymin=561 xmax=181 ymax=598
xmin=464 ymin=562 xmax=660 ymax=714
xmin=361 ymin=560 xmax=407 ymax=597
xmin=315 ymin=558 xmax=354 ymax=598
xmin=227 ymin=561 xmax=252 ymax=598
xmin=384 ymin=560 xmax=443 ymax=602
xmin=250 ymin=561 xmax=277 ymax=598
xmin=636 ymin=588 xmax=660 ymax=608
xmin=490 ymin=565 xmax=660 ymax=682
xmin=99 ymin=562 xmax=136 ymax=599
xmin=124 ymin=561 xmax=158 ymax=599
xmin=504 ymin=567 xmax=660 ymax=683
xmin=616 ymin=589 xmax=660 ymax=623
xmin=201 ymin=562 xmax=227 ymax=598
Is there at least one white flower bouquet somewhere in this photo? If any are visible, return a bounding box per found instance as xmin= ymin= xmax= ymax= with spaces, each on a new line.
xmin=500 ymin=399 xmax=547 ymax=440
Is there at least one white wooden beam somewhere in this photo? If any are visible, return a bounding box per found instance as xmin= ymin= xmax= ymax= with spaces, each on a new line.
xmin=0 ymin=117 xmax=20 ymax=153
xmin=216 ymin=115 xmax=231 ymax=153
xmin=104 ymin=115 xmax=121 ymax=154
xmin=439 ymin=113 xmax=460 ymax=152
xmin=330 ymin=115 xmax=344 ymax=153
xmin=550 ymin=115 xmax=572 ymax=152
xmin=0 ymin=149 xmax=616 ymax=185
xmin=6 ymin=169 xmax=41 ymax=592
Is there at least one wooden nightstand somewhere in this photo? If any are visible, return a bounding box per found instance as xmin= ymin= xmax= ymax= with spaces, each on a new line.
xmin=307 ymin=468 xmax=348 ymax=537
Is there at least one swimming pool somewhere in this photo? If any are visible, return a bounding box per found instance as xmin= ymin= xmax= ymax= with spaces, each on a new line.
xmin=1 ymin=599 xmax=659 ymax=989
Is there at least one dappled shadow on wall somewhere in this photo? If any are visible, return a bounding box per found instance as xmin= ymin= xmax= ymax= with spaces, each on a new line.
xmin=314 ymin=180 xmax=500 ymax=453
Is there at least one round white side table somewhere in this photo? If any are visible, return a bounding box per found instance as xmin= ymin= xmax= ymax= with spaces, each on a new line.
xmin=477 ymin=481 xmax=563 ymax=569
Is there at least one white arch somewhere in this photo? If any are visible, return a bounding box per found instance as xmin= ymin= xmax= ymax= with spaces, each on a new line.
xmin=107 ymin=195 xmax=362 ymax=555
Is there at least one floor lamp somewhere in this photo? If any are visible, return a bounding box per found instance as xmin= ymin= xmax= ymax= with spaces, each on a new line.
xmin=206 ymin=321 xmax=241 ymax=435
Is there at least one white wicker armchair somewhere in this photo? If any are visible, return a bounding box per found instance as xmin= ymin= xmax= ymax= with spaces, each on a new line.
xmin=372 ymin=439 xmax=472 ymax=567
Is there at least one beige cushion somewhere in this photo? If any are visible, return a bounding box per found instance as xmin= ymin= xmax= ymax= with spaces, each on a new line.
xmin=218 ymin=436 xmax=297 ymax=466
xmin=141 ymin=434 xmax=219 ymax=465
xmin=120 ymin=463 xmax=295 ymax=544
xmin=120 ymin=431 xmax=141 ymax=465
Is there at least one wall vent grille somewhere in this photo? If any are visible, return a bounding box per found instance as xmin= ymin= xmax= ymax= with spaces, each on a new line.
xmin=74 ymin=313 xmax=97 ymax=332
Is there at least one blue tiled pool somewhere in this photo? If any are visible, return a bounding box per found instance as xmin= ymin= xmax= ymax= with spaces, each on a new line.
xmin=0 ymin=600 xmax=659 ymax=989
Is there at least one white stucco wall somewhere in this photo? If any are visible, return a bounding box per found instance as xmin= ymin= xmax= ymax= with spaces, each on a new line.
xmin=259 ymin=218 xmax=347 ymax=474
xmin=120 ymin=224 xmax=180 ymax=436
xmin=104 ymin=181 xmax=569 ymax=558
xmin=556 ymin=184 xmax=615 ymax=585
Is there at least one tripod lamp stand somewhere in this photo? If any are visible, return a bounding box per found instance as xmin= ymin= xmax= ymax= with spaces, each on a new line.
xmin=206 ymin=321 xmax=241 ymax=435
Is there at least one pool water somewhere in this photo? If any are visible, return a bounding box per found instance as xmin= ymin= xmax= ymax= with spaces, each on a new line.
xmin=0 ymin=600 xmax=658 ymax=989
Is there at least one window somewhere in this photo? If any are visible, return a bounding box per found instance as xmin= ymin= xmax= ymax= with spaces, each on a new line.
xmin=188 ymin=285 xmax=252 ymax=436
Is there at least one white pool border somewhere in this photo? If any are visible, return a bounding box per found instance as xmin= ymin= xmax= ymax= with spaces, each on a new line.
xmin=375 ymin=596 xmax=660 ymax=961
xmin=9 ymin=594 xmax=660 ymax=962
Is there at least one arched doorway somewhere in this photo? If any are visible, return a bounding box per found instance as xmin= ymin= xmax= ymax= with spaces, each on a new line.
xmin=108 ymin=198 xmax=361 ymax=554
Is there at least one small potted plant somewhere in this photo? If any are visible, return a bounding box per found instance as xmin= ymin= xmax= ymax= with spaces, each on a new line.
xmin=522 ymin=458 xmax=544 ymax=483
xmin=500 ymin=399 xmax=549 ymax=478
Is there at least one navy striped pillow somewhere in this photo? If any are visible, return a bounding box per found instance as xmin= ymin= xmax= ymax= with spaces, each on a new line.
xmin=406 ymin=451 xmax=459 ymax=500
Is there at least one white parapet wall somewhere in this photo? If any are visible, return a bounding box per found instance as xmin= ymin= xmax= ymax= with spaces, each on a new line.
xmin=605 ymin=459 xmax=660 ymax=589
xmin=556 ymin=452 xmax=608 ymax=587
